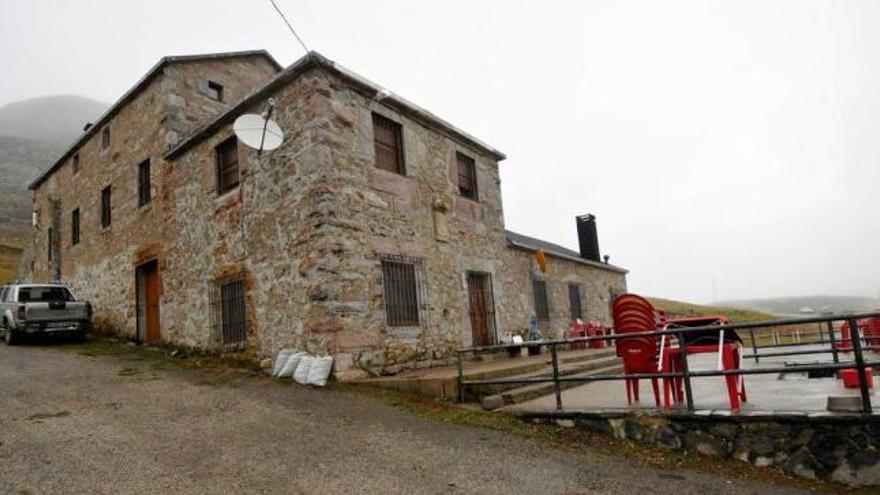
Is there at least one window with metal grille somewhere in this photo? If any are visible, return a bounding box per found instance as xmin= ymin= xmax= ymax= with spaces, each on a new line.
xmin=100 ymin=185 xmax=112 ymax=228
xmin=381 ymin=256 xmax=425 ymax=327
xmin=138 ymin=159 xmax=151 ymax=207
xmin=71 ymin=208 xmax=80 ymax=246
xmin=372 ymin=113 xmax=404 ymax=175
xmin=207 ymin=80 xmax=224 ymax=101
xmin=533 ymin=279 xmax=550 ymax=322
xmin=210 ymin=274 xmax=248 ymax=345
xmin=568 ymin=283 xmax=583 ymax=321
xmin=456 ymin=152 xmax=478 ymax=200
xmin=101 ymin=126 xmax=110 ymax=150
xmin=72 ymin=153 xmax=80 ymax=175
xmin=215 ymin=137 xmax=240 ymax=195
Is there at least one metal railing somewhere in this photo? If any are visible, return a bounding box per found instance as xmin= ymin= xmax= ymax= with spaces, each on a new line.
xmin=456 ymin=311 xmax=880 ymax=414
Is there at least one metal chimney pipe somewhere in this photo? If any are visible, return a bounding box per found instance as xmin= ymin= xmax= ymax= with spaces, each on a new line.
xmin=576 ymin=214 xmax=601 ymax=262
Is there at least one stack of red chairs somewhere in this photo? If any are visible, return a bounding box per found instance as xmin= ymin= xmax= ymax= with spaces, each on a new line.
xmin=612 ymin=294 xmax=748 ymax=412
xmin=611 ymin=294 xmax=661 ymax=407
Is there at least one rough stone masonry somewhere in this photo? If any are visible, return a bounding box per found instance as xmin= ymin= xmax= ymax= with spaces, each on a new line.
xmin=22 ymin=51 xmax=627 ymax=378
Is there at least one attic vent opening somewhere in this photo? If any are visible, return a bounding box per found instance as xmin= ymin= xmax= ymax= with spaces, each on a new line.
xmin=207 ymin=80 xmax=224 ymax=102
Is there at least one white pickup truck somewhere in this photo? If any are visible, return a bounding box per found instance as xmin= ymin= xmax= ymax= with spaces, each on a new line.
xmin=0 ymin=284 xmax=92 ymax=344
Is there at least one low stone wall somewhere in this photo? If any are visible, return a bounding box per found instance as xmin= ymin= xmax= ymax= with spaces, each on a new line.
xmin=516 ymin=410 xmax=880 ymax=487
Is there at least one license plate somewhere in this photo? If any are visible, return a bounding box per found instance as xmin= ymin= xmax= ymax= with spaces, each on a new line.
xmin=46 ymin=322 xmax=72 ymax=328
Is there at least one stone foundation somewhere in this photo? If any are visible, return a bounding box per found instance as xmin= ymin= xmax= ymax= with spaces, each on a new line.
xmin=519 ymin=410 xmax=880 ymax=487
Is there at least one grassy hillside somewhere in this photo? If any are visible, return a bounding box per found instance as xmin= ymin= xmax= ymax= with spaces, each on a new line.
xmin=647 ymin=297 xmax=776 ymax=323
xmin=648 ymin=297 xmax=824 ymax=345
xmin=717 ymin=296 xmax=880 ymax=315
xmin=0 ymin=241 xmax=24 ymax=284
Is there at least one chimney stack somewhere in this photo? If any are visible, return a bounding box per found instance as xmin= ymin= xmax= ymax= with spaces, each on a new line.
xmin=576 ymin=214 xmax=601 ymax=262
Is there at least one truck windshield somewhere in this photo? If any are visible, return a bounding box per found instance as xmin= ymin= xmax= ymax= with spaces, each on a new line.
xmin=18 ymin=287 xmax=74 ymax=303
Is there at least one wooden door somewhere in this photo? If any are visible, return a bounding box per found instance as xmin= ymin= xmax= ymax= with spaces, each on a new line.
xmin=467 ymin=272 xmax=495 ymax=347
xmin=137 ymin=261 xmax=161 ymax=343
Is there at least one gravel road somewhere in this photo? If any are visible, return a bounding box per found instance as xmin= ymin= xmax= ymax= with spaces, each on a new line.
xmin=0 ymin=342 xmax=809 ymax=494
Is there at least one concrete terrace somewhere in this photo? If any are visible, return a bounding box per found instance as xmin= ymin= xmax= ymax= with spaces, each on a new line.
xmin=504 ymin=345 xmax=880 ymax=415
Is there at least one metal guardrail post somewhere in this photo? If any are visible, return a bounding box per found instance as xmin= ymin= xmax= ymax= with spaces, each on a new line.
xmin=550 ymin=343 xmax=562 ymax=410
xmin=818 ymin=323 xmax=825 ymax=343
xmin=456 ymin=351 xmax=465 ymax=404
xmin=676 ymin=331 xmax=695 ymax=411
xmin=848 ymin=318 xmax=872 ymax=414
xmin=749 ymin=328 xmax=759 ymax=363
xmin=827 ymin=321 xmax=839 ymax=364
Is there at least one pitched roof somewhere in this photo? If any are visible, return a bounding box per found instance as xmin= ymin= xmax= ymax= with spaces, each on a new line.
xmin=505 ymin=230 xmax=628 ymax=274
xmin=164 ymin=51 xmax=506 ymax=161
xmin=28 ymin=50 xmax=282 ymax=190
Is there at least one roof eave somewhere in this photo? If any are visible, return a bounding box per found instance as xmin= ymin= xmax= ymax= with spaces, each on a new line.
xmin=28 ymin=49 xmax=282 ymax=190
xmin=507 ymin=239 xmax=629 ymax=274
xmin=165 ymin=51 xmax=506 ymax=162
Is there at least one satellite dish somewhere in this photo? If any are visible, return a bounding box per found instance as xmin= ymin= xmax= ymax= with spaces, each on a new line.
xmin=233 ymin=100 xmax=284 ymax=152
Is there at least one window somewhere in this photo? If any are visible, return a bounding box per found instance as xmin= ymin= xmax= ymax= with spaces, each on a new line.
xmin=207 ymin=80 xmax=224 ymax=101
xmin=18 ymin=286 xmax=73 ymax=303
xmin=210 ymin=274 xmax=248 ymax=345
xmin=72 ymin=154 xmax=80 ymax=175
xmin=101 ymin=185 xmax=112 ymax=228
xmin=568 ymin=283 xmax=583 ymax=321
xmin=138 ymin=159 xmax=151 ymax=207
xmin=456 ymin=152 xmax=478 ymax=200
xmin=101 ymin=127 xmax=110 ymax=150
xmin=47 ymin=227 xmax=53 ymax=262
xmin=215 ymin=137 xmax=240 ymax=194
xmin=71 ymin=208 xmax=80 ymax=246
xmin=533 ymin=279 xmax=550 ymax=322
xmin=372 ymin=113 xmax=404 ymax=174
xmin=381 ymin=256 xmax=424 ymax=327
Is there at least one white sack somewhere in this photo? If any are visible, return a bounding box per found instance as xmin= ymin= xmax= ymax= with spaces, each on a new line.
xmin=273 ymin=349 xmax=297 ymax=376
xmin=293 ymin=355 xmax=314 ymax=384
xmin=306 ymin=355 xmax=334 ymax=387
xmin=277 ymin=352 xmax=304 ymax=378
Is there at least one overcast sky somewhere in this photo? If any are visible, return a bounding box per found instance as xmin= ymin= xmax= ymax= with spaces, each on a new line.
xmin=2 ymin=0 xmax=878 ymax=303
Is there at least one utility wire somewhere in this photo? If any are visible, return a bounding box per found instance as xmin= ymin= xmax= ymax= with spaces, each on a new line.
xmin=267 ymin=0 xmax=310 ymax=54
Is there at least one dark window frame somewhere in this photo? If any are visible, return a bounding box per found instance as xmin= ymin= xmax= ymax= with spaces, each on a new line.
xmin=71 ymin=208 xmax=80 ymax=246
xmin=372 ymin=113 xmax=405 ymax=175
xmin=215 ymin=137 xmax=240 ymax=195
xmin=101 ymin=126 xmax=110 ymax=150
xmin=381 ymin=255 xmax=425 ymax=327
xmin=100 ymin=185 xmax=112 ymax=228
xmin=72 ymin=153 xmax=80 ymax=175
xmin=533 ymin=279 xmax=550 ymax=322
xmin=568 ymin=283 xmax=584 ymax=321
xmin=137 ymin=159 xmax=152 ymax=207
xmin=456 ymin=152 xmax=478 ymax=201
xmin=210 ymin=274 xmax=248 ymax=345
xmin=47 ymin=226 xmax=54 ymax=262
xmin=207 ymin=80 xmax=224 ymax=102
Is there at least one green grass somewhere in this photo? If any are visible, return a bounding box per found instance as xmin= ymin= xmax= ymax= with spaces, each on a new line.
xmin=648 ymin=297 xmax=827 ymax=346
xmin=0 ymin=241 xmax=23 ymax=284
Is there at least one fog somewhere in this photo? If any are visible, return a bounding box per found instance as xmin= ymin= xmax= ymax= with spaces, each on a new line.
xmin=2 ymin=0 xmax=878 ymax=303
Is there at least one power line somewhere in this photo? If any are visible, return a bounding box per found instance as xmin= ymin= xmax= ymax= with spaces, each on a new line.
xmin=267 ymin=0 xmax=310 ymax=54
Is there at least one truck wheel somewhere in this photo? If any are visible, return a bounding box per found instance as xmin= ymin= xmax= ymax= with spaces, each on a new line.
xmin=5 ymin=327 xmax=18 ymax=345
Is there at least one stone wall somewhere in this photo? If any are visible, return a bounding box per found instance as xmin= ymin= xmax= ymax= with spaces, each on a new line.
xmin=28 ymin=55 xmax=279 ymax=338
xmin=497 ymin=247 xmax=627 ymax=339
xmin=524 ymin=411 xmax=880 ymax=487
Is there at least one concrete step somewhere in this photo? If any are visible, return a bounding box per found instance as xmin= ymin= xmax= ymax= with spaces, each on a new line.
xmin=481 ymin=362 xmax=625 ymax=410
xmin=467 ymin=354 xmax=622 ymax=400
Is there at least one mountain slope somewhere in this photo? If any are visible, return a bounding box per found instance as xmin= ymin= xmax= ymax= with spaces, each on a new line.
xmin=0 ymin=95 xmax=108 ymax=144
xmin=716 ymin=296 xmax=880 ymax=316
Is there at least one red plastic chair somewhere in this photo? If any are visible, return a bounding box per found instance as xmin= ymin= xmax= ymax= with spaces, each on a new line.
xmin=837 ymin=322 xmax=854 ymax=352
xmin=612 ymin=294 xmax=661 ymax=407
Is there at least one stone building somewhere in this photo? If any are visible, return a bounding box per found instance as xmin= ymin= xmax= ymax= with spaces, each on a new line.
xmin=24 ymin=50 xmax=627 ymax=378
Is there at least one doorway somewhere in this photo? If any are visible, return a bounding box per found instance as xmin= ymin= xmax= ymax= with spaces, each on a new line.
xmin=136 ymin=260 xmax=161 ymax=343
xmin=467 ymin=272 xmax=496 ymax=347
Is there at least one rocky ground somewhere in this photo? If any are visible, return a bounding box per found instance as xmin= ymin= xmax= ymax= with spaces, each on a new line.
xmin=0 ymin=340 xmax=824 ymax=494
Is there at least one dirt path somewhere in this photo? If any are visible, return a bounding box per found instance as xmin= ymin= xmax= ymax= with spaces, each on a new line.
xmin=0 ymin=342 xmax=811 ymax=494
